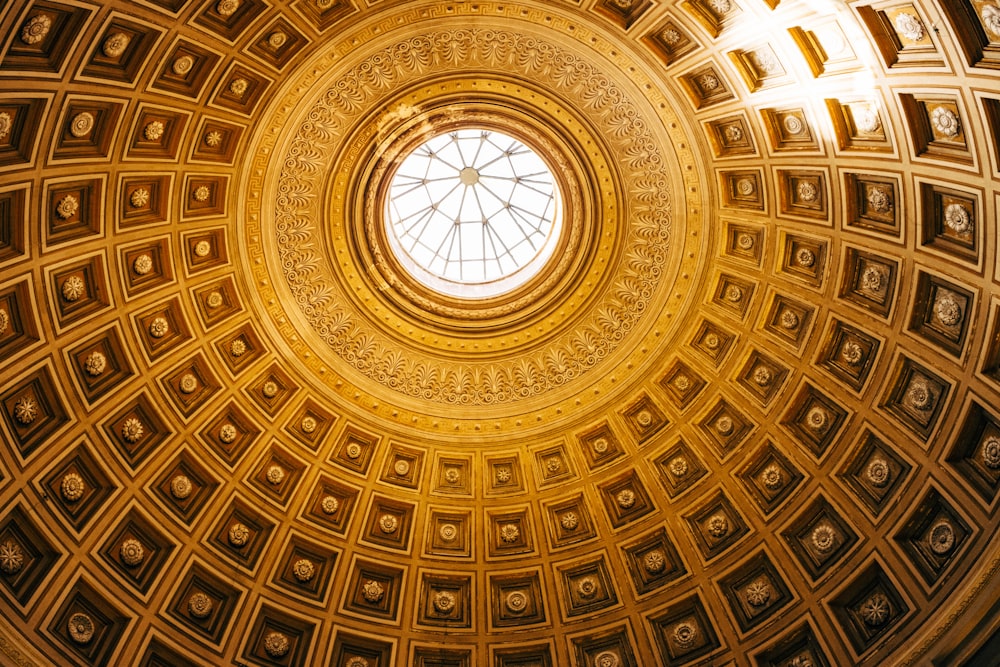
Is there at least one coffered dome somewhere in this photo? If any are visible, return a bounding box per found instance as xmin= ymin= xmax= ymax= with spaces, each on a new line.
xmin=1 ymin=0 xmax=999 ymax=665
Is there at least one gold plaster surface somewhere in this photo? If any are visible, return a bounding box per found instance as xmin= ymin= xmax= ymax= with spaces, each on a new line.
xmin=240 ymin=1 xmax=706 ymax=434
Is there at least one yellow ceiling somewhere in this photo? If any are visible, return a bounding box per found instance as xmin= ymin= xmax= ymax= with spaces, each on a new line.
xmin=1 ymin=0 xmax=999 ymax=665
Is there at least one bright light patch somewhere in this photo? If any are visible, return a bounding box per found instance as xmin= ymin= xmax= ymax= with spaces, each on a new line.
xmin=385 ymin=128 xmax=560 ymax=297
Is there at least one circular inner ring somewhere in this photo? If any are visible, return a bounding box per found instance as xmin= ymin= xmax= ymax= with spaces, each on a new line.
xmin=384 ymin=128 xmax=562 ymax=299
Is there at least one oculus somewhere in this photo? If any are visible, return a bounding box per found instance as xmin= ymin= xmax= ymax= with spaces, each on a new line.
xmin=384 ymin=128 xmax=561 ymax=299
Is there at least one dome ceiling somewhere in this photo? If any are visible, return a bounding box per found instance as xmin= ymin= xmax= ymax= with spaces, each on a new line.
xmin=1 ymin=0 xmax=999 ymax=665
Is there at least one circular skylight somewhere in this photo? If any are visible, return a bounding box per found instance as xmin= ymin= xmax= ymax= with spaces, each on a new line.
xmin=384 ymin=128 xmax=561 ymax=298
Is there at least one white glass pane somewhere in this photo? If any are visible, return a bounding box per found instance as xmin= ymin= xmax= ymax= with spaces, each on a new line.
xmin=385 ymin=128 xmax=558 ymax=290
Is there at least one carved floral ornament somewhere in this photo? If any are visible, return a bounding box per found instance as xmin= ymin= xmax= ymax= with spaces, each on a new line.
xmin=70 ymin=112 xmax=95 ymax=138
xmin=867 ymin=186 xmax=891 ymax=213
xmin=20 ymin=14 xmax=51 ymax=45
xmin=433 ymin=590 xmax=456 ymax=613
xmin=102 ymin=32 xmax=130 ymax=58
xmin=130 ymin=188 xmax=151 ymax=209
xmin=188 ymin=592 xmax=213 ymax=618
xmin=643 ymin=549 xmax=666 ymax=573
xmin=253 ymin=24 xmax=687 ymax=407
xmin=263 ymin=631 xmax=290 ymax=658
xmin=894 ymin=12 xmax=925 ymax=42
xmin=983 ymin=4 xmax=1000 ymax=37
xmin=595 ymin=651 xmax=620 ymax=667
xmin=745 ymin=578 xmax=771 ymax=606
xmin=293 ymin=558 xmax=315 ymax=582
xmin=67 ymin=613 xmax=94 ymax=644
xmin=931 ymin=106 xmax=961 ymax=138
xmin=0 ymin=540 xmax=24 ymax=574
xmin=120 ymin=538 xmax=145 ymax=567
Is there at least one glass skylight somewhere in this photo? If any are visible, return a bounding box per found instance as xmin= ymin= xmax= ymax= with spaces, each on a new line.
xmin=385 ymin=128 xmax=560 ymax=297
